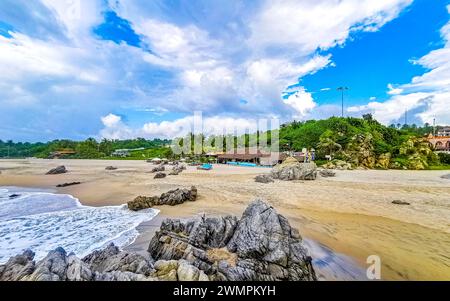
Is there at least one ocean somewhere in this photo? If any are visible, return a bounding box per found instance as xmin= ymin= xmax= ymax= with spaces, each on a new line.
xmin=0 ymin=186 xmax=159 ymax=264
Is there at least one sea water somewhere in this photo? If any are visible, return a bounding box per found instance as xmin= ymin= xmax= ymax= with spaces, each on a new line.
xmin=0 ymin=187 xmax=159 ymax=264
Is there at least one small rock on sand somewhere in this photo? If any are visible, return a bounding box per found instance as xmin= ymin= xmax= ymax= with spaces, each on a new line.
xmin=46 ymin=166 xmax=67 ymax=175
xmin=392 ymin=200 xmax=410 ymax=205
xmin=105 ymin=166 xmax=118 ymax=171
xmin=56 ymin=182 xmax=81 ymax=188
xmin=440 ymin=174 xmax=450 ymax=179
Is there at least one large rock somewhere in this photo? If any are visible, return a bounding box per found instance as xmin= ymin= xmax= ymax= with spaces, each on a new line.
xmin=127 ymin=186 xmax=198 ymax=211
xmin=148 ymin=199 xmax=316 ymax=281
xmin=82 ymin=243 xmax=153 ymax=276
xmin=154 ymin=172 xmax=167 ymax=179
xmin=127 ymin=196 xmax=160 ymax=211
xmin=46 ymin=166 xmax=67 ymax=175
xmin=255 ymin=175 xmax=274 ymax=183
xmin=319 ymin=169 xmax=335 ymax=178
xmin=0 ymin=244 xmax=155 ymax=281
xmin=271 ymin=157 xmax=317 ymax=181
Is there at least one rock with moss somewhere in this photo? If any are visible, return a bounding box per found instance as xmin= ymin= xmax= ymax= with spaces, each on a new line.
xmin=376 ymin=153 xmax=391 ymax=169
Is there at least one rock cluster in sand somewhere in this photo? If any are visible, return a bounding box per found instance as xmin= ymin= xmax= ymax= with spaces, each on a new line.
xmin=127 ymin=186 xmax=198 ymax=211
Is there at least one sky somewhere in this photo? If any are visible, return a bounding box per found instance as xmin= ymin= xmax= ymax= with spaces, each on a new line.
xmin=0 ymin=0 xmax=449 ymax=142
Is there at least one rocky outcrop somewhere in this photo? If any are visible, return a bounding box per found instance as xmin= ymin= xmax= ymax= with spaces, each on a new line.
xmin=148 ymin=199 xmax=316 ymax=281
xmin=376 ymin=153 xmax=391 ymax=170
xmin=127 ymin=186 xmax=198 ymax=211
xmin=319 ymin=169 xmax=335 ymax=177
xmin=154 ymin=172 xmax=167 ymax=179
xmin=271 ymin=157 xmax=317 ymax=181
xmin=0 ymin=243 xmax=207 ymax=282
xmin=56 ymin=182 xmax=81 ymax=188
xmin=46 ymin=166 xmax=67 ymax=175
xmin=151 ymin=165 xmax=165 ymax=173
xmin=255 ymin=175 xmax=274 ymax=183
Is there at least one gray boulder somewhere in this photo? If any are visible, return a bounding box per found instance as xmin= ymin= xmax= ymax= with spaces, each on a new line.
xmin=319 ymin=169 xmax=336 ymax=178
xmin=148 ymin=199 xmax=316 ymax=281
xmin=271 ymin=158 xmax=317 ymax=181
xmin=151 ymin=165 xmax=165 ymax=173
xmin=255 ymin=175 xmax=274 ymax=183
xmin=154 ymin=172 xmax=167 ymax=179
xmin=46 ymin=166 xmax=67 ymax=175
xmin=82 ymin=243 xmax=153 ymax=276
xmin=0 ymin=249 xmax=35 ymax=281
xmin=127 ymin=186 xmax=198 ymax=211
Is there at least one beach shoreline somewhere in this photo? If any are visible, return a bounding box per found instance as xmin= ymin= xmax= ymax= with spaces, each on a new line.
xmin=1 ymin=158 xmax=450 ymax=280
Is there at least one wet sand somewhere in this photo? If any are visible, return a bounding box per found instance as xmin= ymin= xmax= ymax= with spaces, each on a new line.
xmin=1 ymin=158 xmax=450 ymax=280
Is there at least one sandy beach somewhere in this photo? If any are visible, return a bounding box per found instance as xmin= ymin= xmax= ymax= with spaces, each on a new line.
xmin=1 ymin=158 xmax=449 ymax=280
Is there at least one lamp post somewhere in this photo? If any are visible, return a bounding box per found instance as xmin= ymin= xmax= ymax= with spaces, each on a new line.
xmin=337 ymin=87 xmax=349 ymax=118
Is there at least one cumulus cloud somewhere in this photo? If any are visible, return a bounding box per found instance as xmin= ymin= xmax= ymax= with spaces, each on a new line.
xmin=0 ymin=0 xmax=417 ymax=140
xmin=100 ymin=113 xmax=277 ymax=140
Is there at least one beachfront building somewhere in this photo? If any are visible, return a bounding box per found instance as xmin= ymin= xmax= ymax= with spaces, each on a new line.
xmin=49 ymin=149 xmax=77 ymax=159
xmin=437 ymin=127 xmax=450 ymax=137
xmin=427 ymin=133 xmax=450 ymax=152
xmin=217 ymin=148 xmax=280 ymax=166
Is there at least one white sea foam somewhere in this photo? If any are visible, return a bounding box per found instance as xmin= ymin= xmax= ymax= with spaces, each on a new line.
xmin=0 ymin=187 xmax=159 ymax=264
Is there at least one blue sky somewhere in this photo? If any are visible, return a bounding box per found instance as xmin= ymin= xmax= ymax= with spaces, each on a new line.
xmin=0 ymin=0 xmax=449 ymax=141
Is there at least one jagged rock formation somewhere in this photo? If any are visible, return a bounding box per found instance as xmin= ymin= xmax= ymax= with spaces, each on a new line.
xmin=46 ymin=166 xmax=67 ymax=175
xmin=127 ymin=186 xmax=198 ymax=211
xmin=319 ymin=169 xmax=335 ymax=177
xmin=271 ymin=157 xmax=317 ymax=181
xmin=148 ymin=199 xmax=316 ymax=281
xmin=0 ymin=244 xmax=206 ymax=281
xmin=255 ymin=175 xmax=274 ymax=183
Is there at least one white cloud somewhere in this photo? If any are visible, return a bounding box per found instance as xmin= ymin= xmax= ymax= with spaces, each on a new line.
xmin=100 ymin=113 xmax=274 ymax=139
xmin=283 ymin=88 xmax=317 ymax=118
xmin=0 ymin=0 xmax=418 ymax=140
xmin=249 ymin=0 xmax=412 ymax=53
xmin=387 ymin=83 xmax=404 ymax=95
